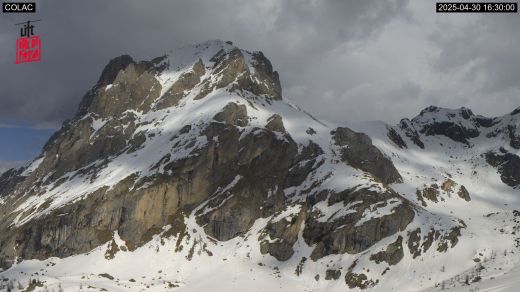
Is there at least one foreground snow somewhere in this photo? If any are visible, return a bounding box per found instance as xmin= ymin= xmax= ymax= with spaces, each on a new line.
xmin=2 ymin=184 xmax=520 ymax=292
xmin=2 ymin=232 xmax=520 ymax=292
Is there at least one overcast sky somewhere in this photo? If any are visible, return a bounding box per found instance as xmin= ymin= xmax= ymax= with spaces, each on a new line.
xmin=1 ymin=0 xmax=519 ymax=165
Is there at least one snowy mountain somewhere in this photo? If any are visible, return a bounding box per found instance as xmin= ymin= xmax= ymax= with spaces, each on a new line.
xmin=0 ymin=40 xmax=519 ymax=292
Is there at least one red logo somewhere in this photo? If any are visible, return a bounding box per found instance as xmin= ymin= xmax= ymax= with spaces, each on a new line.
xmin=15 ymin=20 xmax=41 ymax=64
xmin=16 ymin=35 xmax=41 ymax=64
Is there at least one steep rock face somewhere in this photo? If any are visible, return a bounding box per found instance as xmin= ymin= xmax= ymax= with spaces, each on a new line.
xmin=332 ymin=127 xmax=402 ymax=184
xmin=0 ymin=121 xmax=300 ymax=266
xmin=37 ymin=114 xmax=137 ymax=182
xmin=369 ymin=235 xmax=404 ymax=265
xmin=87 ymin=64 xmax=162 ymax=116
xmin=196 ymin=124 xmax=298 ymax=241
xmin=213 ymin=102 xmax=249 ymax=127
xmin=248 ymin=52 xmax=282 ymax=100
xmin=259 ymin=205 xmax=307 ymax=261
xmin=0 ymin=168 xmax=25 ymax=199
xmin=508 ymin=125 xmax=520 ymax=149
xmin=485 ymin=149 xmax=520 ymax=188
xmin=398 ymin=118 xmax=424 ymax=148
xmin=155 ymin=59 xmax=206 ymax=109
xmin=387 ymin=127 xmax=407 ymax=149
xmin=96 ymin=55 xmax=135 ymax=87
xmin=77 ymin=55 xmax=166 ymax=117
xmin=265 ymin=114 xmax=286 ymax=133
xmin=304 ymin=188 xmax=414 ymax=260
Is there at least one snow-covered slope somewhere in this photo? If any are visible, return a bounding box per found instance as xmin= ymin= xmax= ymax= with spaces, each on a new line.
xmin=347 ymin=106 xmax=520 ymax=291
xmin=0 ymin=41 xmax=518 ymax=292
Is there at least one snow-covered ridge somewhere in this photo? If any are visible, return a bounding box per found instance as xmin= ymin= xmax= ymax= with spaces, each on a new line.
xmin=344 ymin=104 xmax=520 ymax=291
xmin=405 ymin=105 xmax=519 ymax=146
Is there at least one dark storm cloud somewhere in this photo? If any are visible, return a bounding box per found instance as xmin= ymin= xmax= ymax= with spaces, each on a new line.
xmin=0 ymin=0 xmax=518 ymax=129
xmin=0 ymin=0 xmax=408 ymax=127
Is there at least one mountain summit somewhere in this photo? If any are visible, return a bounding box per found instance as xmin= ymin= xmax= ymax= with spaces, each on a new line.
xmin=0 ymin=41 xmax=519 ymax=291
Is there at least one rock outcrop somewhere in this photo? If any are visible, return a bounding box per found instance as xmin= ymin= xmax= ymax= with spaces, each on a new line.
xmin=332 ymin=127 xmax=402 ymax=184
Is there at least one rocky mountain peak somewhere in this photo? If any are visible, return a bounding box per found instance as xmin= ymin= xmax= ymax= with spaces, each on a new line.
xmin=406 ymin=105 xmax=520 ymax=146
xmin=76 ymin=54 xmax=168 ymax=118
xmin=411 ymin=106 xmax=482 ymax=144
xmin=96 ymin=54 xmax=135 ymax=88
xmin=384 ymin=105 xmax=520 ymax=188
xmin=81 ymin=40 xmax=280 ymax=119
xmin=415 ymin=105 xmax=477 ymax=122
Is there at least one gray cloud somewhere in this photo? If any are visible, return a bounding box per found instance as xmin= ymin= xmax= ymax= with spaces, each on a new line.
xmin=433 ymin=14 xmax=520 ymax=93
xmin=0 ymin=0 xmax=518 ymax=127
